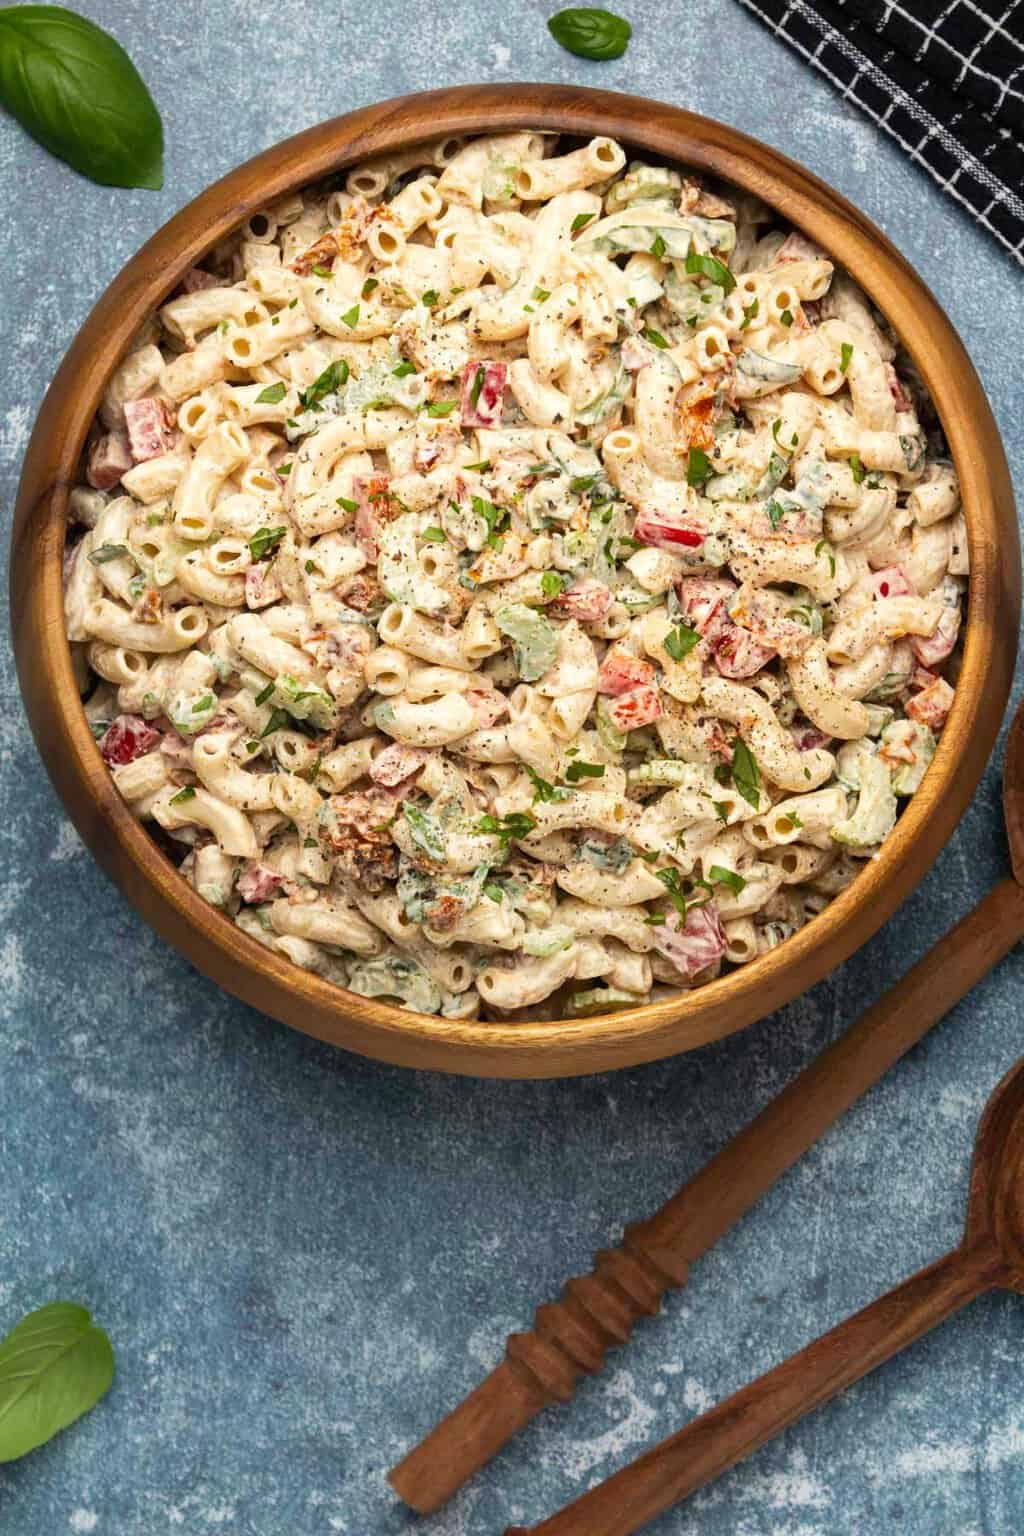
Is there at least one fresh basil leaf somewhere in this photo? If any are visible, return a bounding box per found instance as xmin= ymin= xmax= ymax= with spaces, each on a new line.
xmin=0 ymin=7 xmax=162 ymax=189
xmin=255 ymin=382 xmax=286 ymax=405
xmin=684 ymin=249 xmax=736 ymax=294
xmin=169 ymin=786 xmax=196 ymax=805
xmin=392 ymin=360 xmax=416 ymax=378
xmin=730 ymin=739 xmax=761 ymax=809
xmin=654 ymin=866 xmax=688 ymax=918
xmin=254 ymin=681 xmax=275 ymax=706
xmin=565 ymin=760 xmax=604 ymax=782
xmin=686 ymin=447 xmax=711 ymax=487
xmin=523 ymin=764 xmax=570 ymax=803
xmin=0 ymin=1301 xmax=114 ymax=1463
xmin=663 ymin=622 xmax=700 ymax=662
xmin=547 ymin=5 xmax=631 ymax=59
xmin=644 ymin=326 xmax=669 ymax=349
xmin=340 ymin=304 xmax=360 ymax=329
xmin=425 ymin=399 xmax=456 ymax=417
xmin=421 ymin=526 xmax=446 ymax=543
xmin=402 ymin=802 xmax=446 ymax=863
xmin=87 ymin=542 xmax=130 ymax=565
xmin=248 ymin=525 xmax=287 ymax=561
xmin=766 ymin=497 xmax=786 ymax=531
xmin=361 ymin=277 xmax=378 ymax=299
xmin=336 ymin=495 xmax=358 ymax=514
xmin=299 ymin=358 xmax=349 ymax=408
xmin=707 ymin=864 xmax=746 ymax=895
xmin=476 ymin=811 xmax=536 ymax=847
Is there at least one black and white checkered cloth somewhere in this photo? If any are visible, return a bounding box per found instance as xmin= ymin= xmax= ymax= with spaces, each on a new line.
xmin=737 ymin=0 xmax=1024 ymax=265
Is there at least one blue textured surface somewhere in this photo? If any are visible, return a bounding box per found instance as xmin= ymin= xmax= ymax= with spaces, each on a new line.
xmin=2 ymin=3 xmax=1023 ymax=1532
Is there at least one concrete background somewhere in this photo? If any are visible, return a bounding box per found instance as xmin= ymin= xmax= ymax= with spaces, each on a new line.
xmin=1 ymin=2 xmax=1022 ymax=1531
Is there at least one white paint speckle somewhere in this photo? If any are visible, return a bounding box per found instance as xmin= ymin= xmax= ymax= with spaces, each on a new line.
xmin=69 ymin=1513 xmax=98 ymax=1534
xmin=50 ymin=818 xmax=85 ymax=862
xmin=488 ymin=42 xmax=510 ymax=70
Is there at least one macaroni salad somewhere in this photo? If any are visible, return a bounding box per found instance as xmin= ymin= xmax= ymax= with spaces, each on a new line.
xmin=64 ymin=131 xmax=967 ymax=1021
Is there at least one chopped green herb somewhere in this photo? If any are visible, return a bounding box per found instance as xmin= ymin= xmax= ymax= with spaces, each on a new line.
xmin=765 ymin=498 xmax=787 ymax=531
xmin=839 ymin=341 xmax=854 ymax=374
xmin=469 ymin=364 xmax=486 ymax=410
xmin=483 ymin=882 xmax=505 ymax=903
xmin=260 ymin=708 xmax=291 ymax=738
xmin=425 ymin=399 xmax=457 ymax=417
xmin=532 ymin=286 xmax=551 ymax=302
xmin=336 ymin=495 xmax=358 ymax=514
xmin=565 ymin=760 xmax=605 ymax=782
xmin=169 ymin=786 xmax=196 ymax=805
xmin=644 ymin=326 xmax=669 ymax=349
xmin=191 ymin=694 xmax=213 ymax=713
xmin=684 ymin=248 xmax=736 ymax=294
xmin=663 ymin=622 xmax=700 ymax=662
xmin=740 ymin=298 xmax=759 ymax=329
xmin=420 ymin=289 xmax=439 ymax=308
xmin=305 ymin=559 xmax=316 ymax=573
xmin=650 ymin=232 xmax=667 ymax=259
xmin=654 ymin=866 xmax=688 ymax=919
xmin=815 ymin=537 xmax=836 ymax=578
xmin=464 ymin=458 xmax=491 ymax=471
xmin=248 ymin=525 xmax=288 ymax=561
xmin=569 ymin=474 xmax=597 ymax=494
xmin=541 ymin=570 xmax=566 ymax=599
xmin=849 ymin=453 xmax=865 ymax=484
xmin=571 ymin=212 xmax=595 ymax=233
xmin=311 ymin=263 xmax=333 ymax=278
xmin=87 ymin=543 xmax=131 ymax=566
xmin=708 ymin=864 xmax=746 ymax=895
xmin=340 ymin=304 xmax=360 ymax=329
xmin=523 ymin=764 xmax=570 ymax=803
xmin=711 ymin=799 xmax=729 ymax=823
xmin=297 ymin=358 xmax=350 ymax=411
xmin=255 ymin=381 xmax=287 ymax=405
xmin=476 ymin=811 xmax=537 ymax=847
xmin=644 ymin=912 xmax=666 ymax=925
xmin=254 ymin=681 xmax=275 ymax=706
xmin=403 ymin=802 xmax=446 ymax=863
xmin=686 ymin=447 xmax=711 ymax=487
xmin=780 ymin=308 xmax=794 ymax=327
xmin=361 ymin=277 xmax=379 ymax=299
xmin=392 ymin=360 xmax=417 ymax=378
xmin=730 ymin=739 xmax=761 ymax=809
xmin=421 ymin=526 xmax=446 ymax=543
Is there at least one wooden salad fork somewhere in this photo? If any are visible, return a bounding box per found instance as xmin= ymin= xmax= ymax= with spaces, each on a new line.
xmin=389 ymin=699 xmax=1024 ymax=1515
xmin=505 ymin=1056 xmax=1024 ymax=1535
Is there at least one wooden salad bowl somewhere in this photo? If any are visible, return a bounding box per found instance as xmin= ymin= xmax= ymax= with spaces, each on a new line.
xmin=10 ymin=84 xmax=1019 ymax=1078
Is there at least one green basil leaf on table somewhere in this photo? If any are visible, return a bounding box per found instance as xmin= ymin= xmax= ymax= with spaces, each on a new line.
xmin=0 ymin=6 xmax=163 ymax=189
xmin=547 ymin=7 xmax=632 ymax=61
xmin=0 ymin=1301 xmax=114 ymax=1463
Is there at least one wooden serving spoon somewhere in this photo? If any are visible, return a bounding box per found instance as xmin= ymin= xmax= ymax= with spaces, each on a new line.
xmin=505 ymin=1056 xmax=1024 ymax=1536
xmin=389 ymin=700 xmax=1024 ymax=1515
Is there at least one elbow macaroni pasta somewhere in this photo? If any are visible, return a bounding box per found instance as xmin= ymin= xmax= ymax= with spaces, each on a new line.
xmin=66 ymin=133 xmax=965 ymax=1020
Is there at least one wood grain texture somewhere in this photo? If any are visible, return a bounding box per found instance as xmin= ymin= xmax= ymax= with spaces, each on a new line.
xmin=389 ymin=871 xmax=1024 ymax=1511
xmin=9 ymin=84 xmax=1020 ymax=1078
xmin=505 ymin=1062 xmax=1024 ymax=1536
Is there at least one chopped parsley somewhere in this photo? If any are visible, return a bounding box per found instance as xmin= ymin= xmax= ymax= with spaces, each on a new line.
xmin=476 ymin=811 xmax=537 ymax=847
xmin=765 ymin=498 xmax=787 ymax=531
xmin=192 ymin=694 xmax=213 ymax=713
xmin=424 ymin=399 xmax=457 ymax=417
xmin=336 ymin=495 xmax=358 ymax=514
xmin=840 ymin=341 xmax=854 ymax=374
xmin=361 ymin=277 xmax=379 ymax=299
xmin=524 ymin=765 xmax=570 ymax=803
xmin=472 ymin=494 xmax=510 ymax=548
xmin=654 ymin=867 xmax=688 ymax=919
xmin=469 ymin=364 xmax=486 ymax=409
xmin=340 ymin=304 xmax=360 ymax=329
xmin=254 ymin=682 xmax=275 ymax=706
xmin=392 ymin=360 xmax=417 ymax=378
xmin=707 ymin=864 xmax=746 ymax=895
xmin=730 ymin=739 xmax=762 ymax=809
xmin=740 ymin=298 xmax=759 ymax=329
xmin=780 ymin=308 xmax=794 ymax=327
xmin=169 ymin=786 xmax=196 ymax=805
xmin=421 ymin=526 xmax=446 ymax=543
xmin=541 ymin=570 xmax=566 ymax=599
xmin=571 ymin=212 xmax=595 ymax=233
xmin=311 ymin=263 xmax=333 ymax=278
xmin=650 ymin=232 xmax=667 ymax=260
xmin=849 ymin=453 xmax=866 ymax=484
xmin=644 ymin=326 xmax=669 ymax=349
xmin=420 ymin=289 xmax=439 ymax=308
xmin=87 ymin=543 xmax=130 ymax=565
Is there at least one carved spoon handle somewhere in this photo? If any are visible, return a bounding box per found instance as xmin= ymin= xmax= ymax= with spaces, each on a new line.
xmin=506 ymin=1242 xmax=1004 ymax=1536
xmin=388 ymin=878 xmax=1024 ymax=1515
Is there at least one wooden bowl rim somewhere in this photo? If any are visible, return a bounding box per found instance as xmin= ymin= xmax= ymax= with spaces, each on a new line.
xmin=11 ymin=83 xmax=1019 ymax=1077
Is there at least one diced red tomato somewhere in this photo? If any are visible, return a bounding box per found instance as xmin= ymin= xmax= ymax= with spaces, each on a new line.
xmin=460 ymin=361 xmax=507 ymax=429
xmin=869 ymin=565 xmax=913 ymax=600
xmin=791 ymin=723 xmax=833 ymax=752
xmin=906 ymin=676 xmax=954 ymax=731
xmin=597 ymin=645 xmax=655 ymax=696
xmin=712 ymin=624 xmax=776 ymax=679
xmin=86 ymin=430 xmax=133 ymax=491
xmin=370 ymin=744 xmax=428 ymax=788
xmin=605 ymin=683 xmax=662 ymax=732
xmin=466 ymin=689 xmax=509 ymax=729
xmin=549 ymin=579 xmax=613 ymax=624
xmin=99 ymin=715 xmax=161 ymax=766
xmin=124 ymin=398 xmax=177 ymax=462
xmin=652 ymin=903 xmax=726 ymax=981
xmin=675 ymin=577 xmax=737 ymax=644
xmin=634 ymin=510 xmax=705 ymax=551
xmin=237 ymin=863 xmax=286 ymax=904
xmin=353 ymin=475 xmax=399 ymax=561
xmin=909 ymin=604 xmax=961 ymax=667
